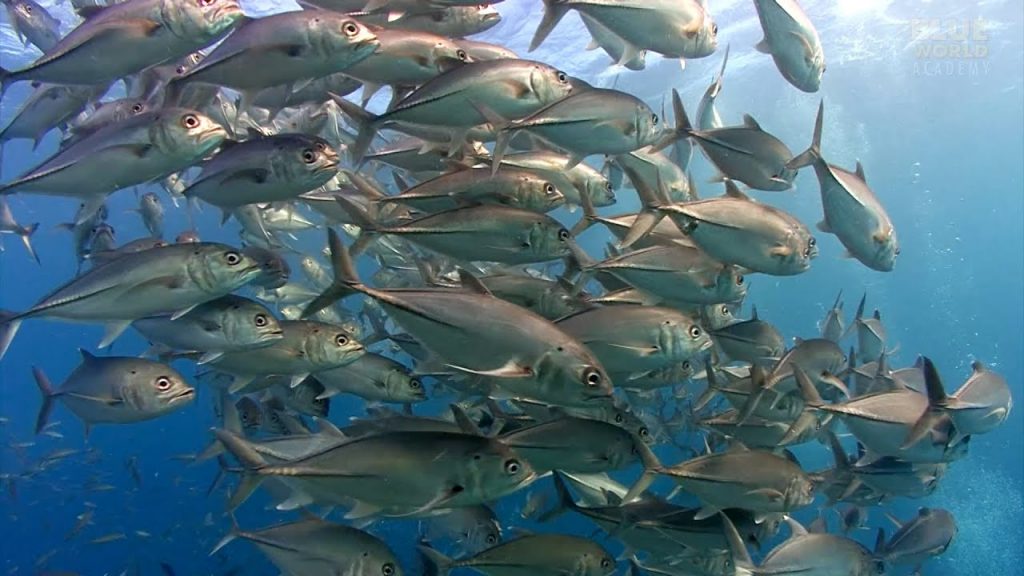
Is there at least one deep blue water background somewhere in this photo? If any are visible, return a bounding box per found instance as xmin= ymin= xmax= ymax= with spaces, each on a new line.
xmin=0 ymin=0 xmax=1022 ymax=574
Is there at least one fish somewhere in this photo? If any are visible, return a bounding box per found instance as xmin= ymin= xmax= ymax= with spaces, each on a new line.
xmin=0 ymin=84 xmax=104 ymax=152
xmin=531 ymin=0 xmax=717 ymax=64
xmin=672 ymin=93 xmax=797 ymax=191
xmin=788 ymin=103 xmax=899 ymax=271
xmin=306 ymin=229 xmax=612 ymax=407
xmin=378 ymin=166 xmax=566 ymax=214
xmin=133 ymin=192 xmax=164 ymax=239
xmin=210 ymin=516 xmax=403 ymax=576
xmin=753 ymin=0 xmax=826 ymax=92
xmin=725 ymin=516 xmax=884 ymax=576
xmin=0 ymin=0 xmax=244 ymax=92
xmin=64 ymin=97 xmax=151 ymax=144
xmin=880 ymin=507 xmax=957 ymax=568
xmin=0 ymin=198 xmax=40 ymax=263
xmin=636 ymin=180 xmax=817 ymax=276
xmin=626 ymin=444 xmax=817 ymax=519
xmin=215 ymin=426 xmax=535 ymax=517
xmin=425 ymin=505 xmax=503 ymax=555
xmin=696 ymin=45 xmax=730 ymax=131
xmin=498 ymin=415 xmax=641 ymax=474
xmin=0 ymin=108 xmax=227 ymax=222
xmin=344 ymin=58 xmax=574 ymax=161
xmin=131 ymin=294 xmax=284 ymax=361
xmin=170 ymin=11 xmax=379 ymax=104
xmin=183 ymin=134 xmax=340 ymax=209
xmin=487 ymin=87 xmax=666 ymax=170
xmin=489 ymin=150 xmax=616 ymax=208
xmin=905 ymin=357 xmax=1011 ymax=447
xmin=313 ymin=352 xmax=426 ymax=404
xmin=1 ymin=0 xmax=61 ymax=53
xmin=710 ymin=306 xmax=785 ymax=365
xmin=382 ymin=4 xmax=501 ymax=38
xmin=419 ymin=533 xmax=615 ymax=576
xmin=0 ymin=242 xmax=262 ymax=359
xmin=208 ymin=319 xmax=366 ymax=393
xmin=33 ymin=350 xmax=195 ymax=434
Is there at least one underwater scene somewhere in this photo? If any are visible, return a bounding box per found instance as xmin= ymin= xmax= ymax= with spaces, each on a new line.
xmin=0 ymin=0 xmax=1021 ymax=574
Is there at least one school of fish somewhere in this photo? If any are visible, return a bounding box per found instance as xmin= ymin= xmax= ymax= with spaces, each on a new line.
xmin=0 ymin=0 xmax=1013 ymax=575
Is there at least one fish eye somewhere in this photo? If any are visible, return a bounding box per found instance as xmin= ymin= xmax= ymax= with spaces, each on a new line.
xmin=639 ymin=427 xmax=649 ymax=438
xmin=181 ymin=114 xmax=200 ymax=129
xmin=605 ymin=181 xmax=613 ymax=191
xmin=24 ymin=4 xmax=31 ymax=11
xmin=254 ymin=314 xmax=268 ymax=327
xmin=131 ymin=103 xmax=144 ymax=113
xmin=894 ymin=247 xmax=901 ymax=255
xmin=301 ymin=149 xmax=317 ymax=163
xmin=457 ymin=49 xmax=468 ymax=61
xmin=503 ymin=459 xmax=521 ymax=474
xmin=712 ymin=23 xmax=718 ymax=35
xmin=651 ymin=113 xmax=659 ymax=125
xmin=381 ymin=563 xmax=395 ymax=576
xmin=556 ymin=71 xmax=568 ymax=83
xmin=544 ymin=183 xmax=556 ymax=195
xmin=335 ymin=334 xmax=350 ymax=346
xmin=682 ymin=360 xmax=691 ymax=370
xmin=224 ymin=251 xmax=241 ymax=265
xmin=485 ymin=534 xmax=497 ymax=545
xmin=583 ymin=367 xmax=602 ymax=387
xmin=689 ymin=325 xmax=702 ymax=338
xmin=614 ymin=414 xmax=624 ymax=423
xmin=343 ymin=21 xmax=359 ymax=36
xmin=601 ymin=558 xmax=613 ymax=568
xmin=558 ymin=228 xmax=570 ymax=241
xmin=809 ymin=237 xmax=817 ymax=246
xmin=409 ymin=379 xmax=421 ymax=389
xmin=155 ymin=377 xmax=173 ymax=391
xmin=720 ymin=305 xmax=729 ymax=314
xmin=736 ymin=275 xmax=744 ymax=285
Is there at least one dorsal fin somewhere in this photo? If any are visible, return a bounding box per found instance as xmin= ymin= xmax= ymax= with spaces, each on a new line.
xmin=742 ymin=114 xmax=762 ymax=130
xmin=79 ymin=349 xmax=98 ymax=363
xmin=450 ymin=404 xmax=483 ymax=436
xmin=855 ymin=161 xmax=866 ymax=182
xmin=723 ymin=179 xmax=750 ymax=200
xmin=76 ymin=5 xmax=107 ymax=19
xmin=751 ymin=305 xmax=759 ymax=320
xmin=458 ymin=269 xmax=492 ymax=296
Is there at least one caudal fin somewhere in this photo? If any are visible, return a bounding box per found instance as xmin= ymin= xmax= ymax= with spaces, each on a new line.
xmin=418 ymin=543 xmax=455 ymax=576
xmin=529 ymin=0 xmax=570 ymax=52
xmin=212 ymin=428 xmax=270 ymax=511
xmin=0 ymin=310 xmax=22 ymax=361
xmin=20 ymin=222 xmax=40 ymax=264
xmin=301 ymin=228 xmax=364 ymax=319
xmin=33 ymin=366 xmax=56 ymax=434
xmin=787 ymin=100 xmax=823 ymax=170
xmin=329 ymin=92 xmax=378 ymax=165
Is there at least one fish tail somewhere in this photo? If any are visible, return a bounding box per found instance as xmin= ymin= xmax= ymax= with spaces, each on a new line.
xmin=529 ymin=0 xmax=570 ymax=52
xmin=902 ymin=356 xmax=949 ymax=449
xmin=212 ymin=428 xmax=268 ymax=510
xmin=32 ymin=366 xmax=56 ymax=434
xmin=467 ymin=100 xmax=511 ymax=174
xmin=329 ymin=92 xmax=377 ymax=165
xmin=209 ymin=512 xmax=241 ymax=556
xmin=0 ymin=310 xmax=22 ymax=361
xmin=569 ymin=186 xmax=598 ymax=237
xmin=302 ymin=228 xmax=363 ymax=319
xmin=418 ymin=543 xmax=454 ymax=576
xmin=537 ymin=472 xmax=575 ymax=522
xmin=20 ymin=222 xmax=40 ymax=264
xmin=621 ymin=440 xmax=662 ymax=504
xmin=787 ymin=99 xmax=824 ymax=170
xmin=692 ymin=358 xmax=721 ymax=412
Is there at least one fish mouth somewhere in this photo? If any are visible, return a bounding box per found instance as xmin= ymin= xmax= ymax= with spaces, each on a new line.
xmin=199 ymin=126 xmax=228 ymax=146
xmin=173 ymin=388 xmax=197 ymax=402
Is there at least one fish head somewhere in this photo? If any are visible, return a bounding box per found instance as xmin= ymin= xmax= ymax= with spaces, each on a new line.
xmin=142 ymin=192 xmax=162 ymax=209
xmin=870 ymin=227 xmax=899 ymax=272
xmin=467 ymin=4 xmax=501 ymax=31
xmin=516 ymin=175 xmax=565 ymax=212
xmin=467 ymin=438 xmax=535 ymax=500
xmin=289 ymin=136 xmax=340 ymax=184
xmin=167 ymin=0 xmax=244 ymax=40
xmin=796 ymin=48 xmax=826 ymax=93
xmin=582 ymin=551 xmax=616 ymax=576
xmin=530 ymin=64 xmax=575 ymax=106
xmin=322 ymin=15 xmax=380 ymax=60
xmin=243 ymin=246 xmax=291 ymax=289
xmin=527 ymin=219 xmax=573 ymax=259
xmin=384 ymin=370 xmax=428 ymax=403
xmin=701 ymin=303 xmax=737 ymax=330
xmin=434 ymin=38 xmax=473 ymax=72
xmin=585 ymin=176 xmax=617 ymax=207
xmin=635 ymin=101 xmax=664 ymax=148
xmin=658 ymin=314 xmax=713 ymax=361
xmin=155 ymin=108 xmax=227 ymax=158
xmin=714 ymin=265 xmax=749 ymax=302
xmin=306 ymin=323 xmax=365 ymax=368
xmin=130 ymin=364 xmax=195 ymax=413
xmin=234 ymin=396 xmax=263 ymax=429
xmin=223 ymin=298 xmax=284 ymax=347
xmin=465 ymin=516 xmax=502 ymax=553
xmin=685 ymin=8 xmax=719 ymax=59
xmin=188 ymin=243 xmax=264 ymax=293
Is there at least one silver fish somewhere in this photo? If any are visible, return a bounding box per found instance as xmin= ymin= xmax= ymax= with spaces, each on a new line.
xmin=753 ymin=0 xmax=825 ymax=93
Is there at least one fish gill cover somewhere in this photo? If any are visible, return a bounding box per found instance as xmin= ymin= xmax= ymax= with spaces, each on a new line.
xmin=0 ymin=0 xmax=1021 ymax=575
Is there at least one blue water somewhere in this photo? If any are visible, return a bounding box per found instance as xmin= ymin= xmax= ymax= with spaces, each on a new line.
xmin=1 ymin=0 xmax=1022 ymax=574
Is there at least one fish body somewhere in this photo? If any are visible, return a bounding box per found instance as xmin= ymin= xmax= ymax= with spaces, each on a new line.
xmin=753 ymin=0 xmax=825 ymax=92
